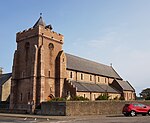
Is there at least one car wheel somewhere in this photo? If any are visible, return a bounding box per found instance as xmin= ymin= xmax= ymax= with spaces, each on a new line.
xmin=130 ymin=110 xmax=136 ymax=117
xmin=148 ymin=110 xmax=150 ymax=116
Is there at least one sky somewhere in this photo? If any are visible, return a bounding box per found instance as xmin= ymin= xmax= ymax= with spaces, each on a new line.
xmin=0 ymin=0 xmax=150 ymax=95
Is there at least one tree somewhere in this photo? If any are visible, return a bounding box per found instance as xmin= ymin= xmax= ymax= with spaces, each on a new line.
xmin=69 ymin=96 xmax=89 ymax=101
xmin=95 ymin=93 xmax=110 ymax=100
xmin=140 ymin=88 xmax=150 ymax=100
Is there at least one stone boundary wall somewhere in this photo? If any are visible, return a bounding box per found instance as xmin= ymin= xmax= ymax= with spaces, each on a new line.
xmin=41 ymin=101 xmax=150 ymax=116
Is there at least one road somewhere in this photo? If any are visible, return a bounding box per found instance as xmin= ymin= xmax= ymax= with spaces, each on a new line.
xmin=0 ymin=114 xmax=150 ymax=123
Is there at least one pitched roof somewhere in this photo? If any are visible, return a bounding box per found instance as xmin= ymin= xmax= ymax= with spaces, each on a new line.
xmin=70 ymin=81 xmax=119 ymax=93
xmin=0 ymin=73 xmax=12 ymax=85
xmin=66 ymin=53 xmax=122 ymax=79
xmin=114 ymin=79 xmax=135 ymax=91
xmin=33 ymin=16 xmax=46 ymax=28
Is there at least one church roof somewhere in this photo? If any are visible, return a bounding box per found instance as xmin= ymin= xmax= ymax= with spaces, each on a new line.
xmin=114 ymin=79 xmax=135 ymax=91
xmin=0 ymin=73 xmax=12 ymax=85
xmin=70 ymin=81 xmax=119 ymax=93
xmin=33 ymin=16 xmax=46 ymax=28
xmin=66 ymin=53 xmax=122 ymax=79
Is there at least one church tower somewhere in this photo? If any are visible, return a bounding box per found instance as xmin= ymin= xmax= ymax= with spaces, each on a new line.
xmin=10 ymin=16 xmax=65 ymax=111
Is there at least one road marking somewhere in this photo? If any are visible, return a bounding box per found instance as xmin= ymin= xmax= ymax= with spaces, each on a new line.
xmin=24 ymin=117 xmax=27 ymax=120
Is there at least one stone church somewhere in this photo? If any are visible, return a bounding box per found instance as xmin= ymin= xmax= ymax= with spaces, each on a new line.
xmin=9 ymin=16 xmax=135 ymax=111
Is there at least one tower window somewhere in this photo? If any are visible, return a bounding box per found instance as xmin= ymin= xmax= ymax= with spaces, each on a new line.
xmin=28 ymin=92 xmax=30 ymax=101
xmin=98 ymin=77 xmax=100 ymax=82
xmin=25 ymin=42 xmax=30 ymax=48
xmin=49 ymin=43 xmax=54 ymax=50
xmin=48 ymin=71 xmax=50 ymax=78
xmin=25 ymin=42 xmax=30 ymax=62
xmin=20 ymin=93 xmax=22 ymax=101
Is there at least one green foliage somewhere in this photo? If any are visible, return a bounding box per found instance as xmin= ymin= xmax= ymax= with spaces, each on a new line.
xmin=145 ymin=96 xmax=150 ymax=100
xmin=48 ymin=97 xmax=66 ymax=102
xmin=119 ymin=96 xmax=125 ymax=100
xmin=140 ymin=88 xmax=150 ymax=100
xmin=69 ymin=96 xmax=89 ymax=101
xmin=95 ymin=93 xmax=109 ymax=100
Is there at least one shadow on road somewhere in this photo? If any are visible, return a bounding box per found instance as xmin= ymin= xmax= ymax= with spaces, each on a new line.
xmin=106 ymin=114 xmax=125 ymax=117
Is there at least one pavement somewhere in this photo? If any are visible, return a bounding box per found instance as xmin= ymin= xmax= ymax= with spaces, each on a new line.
xmin=0 ymin=113 xmax=102 ymax=121
xmin=0 ymin=113 xmax=111 ymax=122
xmin=0 ymin=113 xmax=73 ymax=119
xmin=0 ymin=113 xmax=150 ymax=123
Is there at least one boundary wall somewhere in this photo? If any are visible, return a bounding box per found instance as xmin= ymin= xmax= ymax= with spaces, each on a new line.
xmin=41 ymin=100 xmax=150 ymax=116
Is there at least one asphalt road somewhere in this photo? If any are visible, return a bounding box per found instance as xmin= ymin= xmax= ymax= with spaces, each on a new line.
xmin=0 ymin=114 xmax=150 ymax=123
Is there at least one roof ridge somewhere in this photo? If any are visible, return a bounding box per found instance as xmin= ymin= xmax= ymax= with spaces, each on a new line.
xmin=65 ymin=53 xmax=110 ymax=68
xmin=65 ymin=53 xmax=122 ymax=79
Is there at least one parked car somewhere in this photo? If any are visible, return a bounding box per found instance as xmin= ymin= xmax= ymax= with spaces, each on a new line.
xmin=122 ymin=103 xmax=150 ymax=116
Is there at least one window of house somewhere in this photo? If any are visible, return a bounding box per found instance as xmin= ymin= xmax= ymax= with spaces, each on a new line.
xmin=84 ymin=94 xmax=85 ymax=98
xmin=81 ymin=73 xmax=84 ymax=80
xmin=94 ymin=94 xmax=96 ymax=99
xmin=98 ymin=77 xmax=100 ymax=82
xmin=62 ymin=58 xmax=65 ymax=63
xmin=70 ymin=71 xmax=73 ymax=78
xmin=124 ymin=93 xmax=126 ymax=98
xmin=90 ymin=75 xmax=92 ymax=81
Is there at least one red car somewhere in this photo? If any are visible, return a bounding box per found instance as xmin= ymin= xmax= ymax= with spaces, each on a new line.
xmin=122 ymin=103 xmax=150 ymax=116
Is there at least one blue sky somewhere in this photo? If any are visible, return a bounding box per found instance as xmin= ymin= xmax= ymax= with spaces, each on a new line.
xmin=0 ymin=0 xmax=150 ymax=95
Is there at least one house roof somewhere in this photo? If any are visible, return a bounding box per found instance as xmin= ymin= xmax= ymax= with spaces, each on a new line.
xmin=114 ymin=79 xmax=135 ymax=91
xmin=0 ymin=73 xmax=12 ymax=85
xmin=69 ymin=80 xmax=119 ymax=93
xmin=66 ymin=53 xmax=122 ymax=79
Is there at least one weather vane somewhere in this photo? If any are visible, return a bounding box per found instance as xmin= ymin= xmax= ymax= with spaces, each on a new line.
xmin=40 ymin=13 xmax=42 ymax=17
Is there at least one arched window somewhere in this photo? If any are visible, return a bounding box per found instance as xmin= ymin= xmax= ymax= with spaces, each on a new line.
xmin=81 ymin=73 xmax=84 ymax=80
xmin=49 ymin=43 xmax=54 ymax=50
xmin=98 ymin=77 xmax=100 ymax=82
xmin=90 ymin=75 xmax=92 ymax=81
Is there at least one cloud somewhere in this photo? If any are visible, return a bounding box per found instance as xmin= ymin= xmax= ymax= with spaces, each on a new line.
xmin=87 ymin=31 xmax=119 ymax=49
xmin=66 ymin=27 xmax=150 ymax=95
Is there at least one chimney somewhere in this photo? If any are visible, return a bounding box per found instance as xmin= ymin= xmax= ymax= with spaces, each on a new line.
xmin=0 ymin=67 xmax=3 ymax=74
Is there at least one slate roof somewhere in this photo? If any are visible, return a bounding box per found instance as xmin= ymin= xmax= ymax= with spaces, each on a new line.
xmin=0 ymin=73 xmax=12 ymax=85
xmin=66 ymin=53 xmax=122 ymax=79
xmin=114 ymin=79 xmax=135 ymax=91
xmin=33 ymin=16 xmax=46 ymax=28
xmin=70 ymin=81 xmax=119 ymax=93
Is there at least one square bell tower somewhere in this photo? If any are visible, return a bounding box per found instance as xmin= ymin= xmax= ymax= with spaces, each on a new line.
xmin=10 ymin=16 xmax=65 ymax=112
